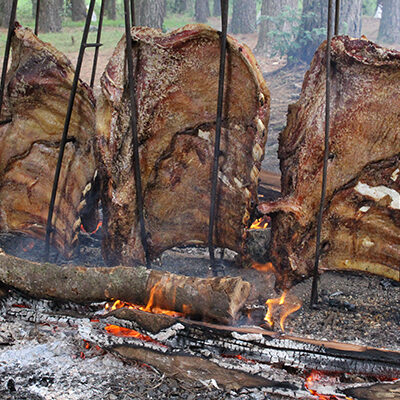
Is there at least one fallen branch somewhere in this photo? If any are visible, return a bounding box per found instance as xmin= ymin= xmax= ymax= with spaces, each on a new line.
xmin=0 ymin=251 xmax=250 ymax=324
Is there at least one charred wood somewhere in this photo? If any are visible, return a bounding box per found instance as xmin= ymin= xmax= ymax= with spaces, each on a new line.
xmin=2 ymin=290 xmax=399 ymax=397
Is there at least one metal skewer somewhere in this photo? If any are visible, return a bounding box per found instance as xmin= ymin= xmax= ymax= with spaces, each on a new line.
xmin=44 ymin=0 xmax=97 ymax=260
xmin=34 ymin=0 xmax=40 ymax=35
xmin=89 ymin=0 xmax=106 ymax=87
xmin=123 ymin=0 xmax=150 ymax=267
xmin=0 ymin=0 xmax=18 ymax=119
xmin=310 ymin=0 xmax=339 ymax=307
xmin=208 ymin=0 xmax=229 ymax=275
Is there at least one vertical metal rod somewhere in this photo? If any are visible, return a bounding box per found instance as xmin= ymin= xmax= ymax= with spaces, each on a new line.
xmin=123 ymin=0 xmax=150 ymax=267
xmin=310 ymin=0 xmax=334 ymax=307
xmin=89 ymin=0 xmax=105 ymax=88
xmin=0 ymin=0 xmax=18 ymax=117
xmin=208 ymin=0 xmax=229 ymax=273
xmin=34 ymin=0 xmax=40 ymax=35
xmin=334 ymin=0 xmax=340 ymax=36
xmin=130 ymin=0 xmax=136 ymax=26
xmin=44 ymin=0 xmax=96 ymax=260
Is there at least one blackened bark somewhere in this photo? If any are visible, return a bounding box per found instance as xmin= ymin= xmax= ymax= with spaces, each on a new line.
xmin=255 ymin=0 xmax=297 ymax=55
xmin=378 ymin=0 xmax=400 ymax=44
xmin=194 ymin=0 xmax=210 ymax=23
xmin=0 ymin=0 xmax=13 ymax=28
xmin=135 ymin=0 xmax=166 ymax=29
xmin=71 ymin=0 xmax=86 ymax=21
xmin=38 ymin=0 xmax=63 ymax=32
xmin=230 ymin=0 xmax=256 ymax=34
xmin=105 ymin=0 xmax=116 ymax=20
xmin=213 ymin=0 xmax=220 ymax=16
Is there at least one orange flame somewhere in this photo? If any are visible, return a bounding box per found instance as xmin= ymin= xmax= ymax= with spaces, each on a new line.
xmin=104 ymin=281 xmax=185 ymax=318
xmin=305 ymin=371 xmax=354 ymax=400
xmin=264 ymin=290 xmax=302 ymax=331
xmin=249 ymin=217 xmax=269 ymax=230
xmin=80 ymin=221 xmax=102 ymax=235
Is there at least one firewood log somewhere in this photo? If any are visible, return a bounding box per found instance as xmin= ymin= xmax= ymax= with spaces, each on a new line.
xmin=0 ymin=251 xmax=250 ymax=324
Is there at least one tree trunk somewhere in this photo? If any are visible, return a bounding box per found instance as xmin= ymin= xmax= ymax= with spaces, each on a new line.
xmin=289 ymin=0 xmax=362 ymax=64
xmin=71 ymin=0 xmax=86 ymax=21
xmin=105 ymin=0 xmax=116 ymax=20
xmin=338 ymin=0 xmax=362 ymax=36
xmin=135 ymin=0 xmax=166 ymax=29
xmin=255 ymin=0 xmax=297 ymax=55
xmin=38 ymin=0 xmax=63 ymax=32
xmin=194 ymin=0 xmax=210 ymax=23
xmin=230 ymin=0 xmax=256 ymax=34
xmin=378 ymin=0 xmax=400 ymax=44
xmin=0 ymin=0 xmax=13 ymax=28
xmin=32 ymin=0 xmax=36 ymax=18
xmin=213 ymin=0 xmax=220 ymax=16
xmin=288 ymin=0 xmax=328 ymax=64
xmin=174 ymin=0 xmax=187 ymax=13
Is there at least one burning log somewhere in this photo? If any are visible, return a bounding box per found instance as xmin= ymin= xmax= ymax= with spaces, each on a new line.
xmin=96 ymin=24 xmax=270 ymax=266
xmin=0 ymin=25 xmax=97 ymax=258
xmin=259 ymin=36 xmax=400 ymax=285
xmin=0 ymin=251 xmax=250 ymax=324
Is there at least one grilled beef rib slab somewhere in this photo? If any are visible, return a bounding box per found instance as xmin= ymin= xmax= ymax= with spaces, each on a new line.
xmin=0 ymin=25 xmax=97 ymax=258
xmin=259 ymin=36 xmax=400 ymax=285
xmin=96 ymin=24 xmax=270 ymax=266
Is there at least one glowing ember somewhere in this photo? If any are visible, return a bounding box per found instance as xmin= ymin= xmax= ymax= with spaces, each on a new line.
xmin=22 ymin=239 xmax=35 ymax=252
xmin=104 ymin=324 xmax=167 ymax=348
xmin=305 ymin=371 xmax=354 ymax=400
xmin=80 ymin=221 xmax=102 ymax=235
xmin=221 ymin=354 xmax=256 ymax=364
xmin=264 ymin=290 xmax=302 ymax=331
xmin=249 ymin=217 xmax=269 ymax=230
xmin=105 ymin=324 xmax=149 ymax=339
xmin=252 ymin=262 xmax=276 ymax=274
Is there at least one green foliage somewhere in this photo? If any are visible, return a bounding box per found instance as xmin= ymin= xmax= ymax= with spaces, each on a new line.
xmin=362 ymin=0 xmax=377 ymax=17
xmin=261 ymin=6 xmax=326 ymax=59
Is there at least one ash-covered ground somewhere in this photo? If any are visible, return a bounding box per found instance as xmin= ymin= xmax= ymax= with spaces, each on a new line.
xmin=0 ymin=307 xmax=290 ymax=400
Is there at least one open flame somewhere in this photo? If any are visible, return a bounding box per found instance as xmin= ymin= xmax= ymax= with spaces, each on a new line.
xmin=80 ymin=221 xmax=102 ymax=235
xmin=249 ymin=216 xmax=269 ymax=230
xmin=305 ymin=371 xmax=354 ymax=400
xmin=264 ymin=290 xmax=302 ymax=331
xmin=105 ymin=282 xmax=185 ymax=318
